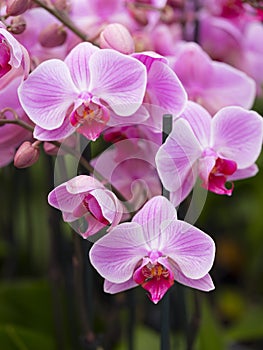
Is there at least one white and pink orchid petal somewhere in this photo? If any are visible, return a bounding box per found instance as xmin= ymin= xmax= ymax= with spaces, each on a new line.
xmin=34 ymin=117 xmax=75 ymax=141
xmin=211 ymin=107 xmax=263 ymax=168
xmin=48 ymin=183 xmax=84 ymax=213
xmin=132 ymin=51 xmax=168 ymax=71
xmin=104 ymin=278 xmax=137 ymax=294
xmin=66 ymin=175 xmax=104 ymax=194
xmin=156 ymin=119 xmax=202 ymax=192
xmin=228 ymin=164 xmax=258 ymax=181
xmin=132 ymin=196 xmax=177 ymax=251
xmin=170 ymin=164 xmax=198 ymax=207
xmin=89 ymin=222 xmax=147 ymax=283
xmin=89 ymin=49 xmax=147 ymax=116
xmin=64 ymin=42 xmax=99 ymax=91
xmin=160 ymin=220 xmax=215 ymax=279
xmin=198 ymin=156 xmax=216 ymax=186
xmin=173 ymin=269 xmax=215 ymax=291
xmin=146 ymin=60 xmax=187 ymax=116
xmin=179 ymin=101 xmax=211 ymax=148
xmin=18 ymin=59 xmax=79 ymax=130
xmin=90 ymin=188 xmax=122 ymax=225
xmin=203 ymin=62 xmax=256 ymax=114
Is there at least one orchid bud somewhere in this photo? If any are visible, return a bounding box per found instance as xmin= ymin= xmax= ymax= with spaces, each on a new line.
xmin=14 ymin=141 xmax=40 ymax=168
xmin=100 ymin=23 xmax=135 ymax=55
xmin=38 ymin=23 xmax=67 ymax=48
xmin=6 ymin=0 xmax=31 ymax=16
xmin=8 ymin=16 xmax=26 ymax=34
xmin=43 ymin=141 xmax=58 ymax=155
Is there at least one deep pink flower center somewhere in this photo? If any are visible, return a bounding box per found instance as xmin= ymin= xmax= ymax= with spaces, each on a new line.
xmin=70 ymin=101 xmax=106 ymax=127
xmin=208 ymin=157 xmax=237 ymax=196
xmin=133 ymin=255 xmax=174 ymax=304
xmin=83 ymin=194 xmax=109 ymax=225
xmin=0 ymin=35 xmax=11 ymax=78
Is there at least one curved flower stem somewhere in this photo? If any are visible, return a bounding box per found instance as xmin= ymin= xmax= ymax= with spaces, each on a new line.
xmin=32 ymin=0 xmax=89 ymax=41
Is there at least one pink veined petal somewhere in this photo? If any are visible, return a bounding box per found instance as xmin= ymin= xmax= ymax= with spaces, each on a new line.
xmin=202 ymin=62 xmax=256 ymax=114
xmin=172 ymin=42 xmax=214 ymax=96
xmin=89 ymin=49 xmax=147 ymax=116
xmin=179 ymin=101 xmax=211 ymax=149
xmin=211 ymin=106 xmax=263 ymax=168
xmin=228 ymin=164 xmax=258 ymax=181
xmin=34 ymin=117 xmax=75 ymax=141
xmin=66 ymin=175 xmax=104 ymax=194
xmin=169 ymin=164 xmax=198 ymax=207
xmin=89 ymin=188 xmax=122 ymax=224
xmin=160 ymin=220 xmax=215 ymax=279
xmin=173 ymin=268 xmax=215 ymax=292
xmin=104 ymin=190 xmax=124 ymax=229
xmin=18 ymin=59 xmax=79 ymax=130
xmin=64 ymin=42 xmax=99 ymax=91
xmin=132 ymin=51 xmax=168 ymax=71
xmin=104 ymin=278 xmax=137 ymax=294
xmin=48 ymin=183 xmax=84 ymax=213
xmin=109 ymin=104 xmax=149 ymax=126
xmin=89 ymin=222 xmax=148 ymax=283
xmin=156 ymin=118 xmax=203 ymax=192
xmin=146 ymin=60 xmax=187 ymax=116
xmin=198 ymin=155 xmax=216 ymax=187
xmin=0 ymin=28 xmax=23 ymax=68
xmin=132 ymin=196 xmax=177 ymax=251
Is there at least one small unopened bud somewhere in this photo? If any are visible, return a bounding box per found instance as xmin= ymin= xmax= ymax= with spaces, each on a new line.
xmin=39 ymin=23 xmax=67 ymax=48
xmin=6 ymin=0 xmax=31 ymax=16
xmin=100 ymin=23 xmax=135 ymax=55
xmin=14 ymin=141 xmax=40 ymax=168
xmin=8 ymin=16 xmax=26 ymax=34
xmin=43 ymin=142 xmax=58 ymax=156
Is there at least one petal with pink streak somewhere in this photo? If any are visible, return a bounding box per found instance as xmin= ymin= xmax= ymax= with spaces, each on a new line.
xmin=0 ymin=28 xmax=23 ymax=68
xmin=132 ymin=196 xmax=177 ymax=251
xmin=18 ymin=59 xmax=79 ymax=130
xmin=132 ymin=51 xmax=168 ymax=71
xmin=169 ymin=164 xmax=198 ymax=207
xmin=34 ymin=117 xmax=75 ymax=141
xmin=202 ymin=62 xmax=256 ymax=114
xmin=89 ymin=50 xmax=147 ymax=116
xmin=179 ymin=101 xmax=211 ymax=149
xmin=228 ymin=164 xmax=258 ymax=181
xmin=66 ymin=175 xmax=104 ymax=194
xmin=198 ymin=156 xmax=216 ymax=187
xmin=146 ymin=60 xmax=187 ymax=116
xmin=174 ymin=269 xmax=214 ymax=292
xmin=89 ymin=222 xmax=147 ymax=283
xmin=211 ymin=107 xmax=263 ymax=168
xmin=160 ymin=220 xmax=215 ymax=279
xmin=64 ymin=42 xmax=99 ymax=91
xmin=90 ymin=188 xmax=122 ymax=225
xmin=48 ymin=183 xmax=84 ymax=213
xmin=104 ymin=278 xmax=137 ymax=294
xmin=156 ymin=118 xmax=203 ymax=192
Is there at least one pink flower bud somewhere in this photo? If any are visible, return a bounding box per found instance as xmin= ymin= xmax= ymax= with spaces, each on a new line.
xmin=8 ymin=16 xmax=26 ymax=34
xmin=43 ymin=141 xmax=58 ymax=156
xmin=14 ymin=141 xmax=40 ymax=168
xmin=38 ymin=23 xmax=67 ymax=48
xmin=100 ymin=23 xmax=135 ymax=55
xmin=6 ymin=0 xmax=31 ymax=16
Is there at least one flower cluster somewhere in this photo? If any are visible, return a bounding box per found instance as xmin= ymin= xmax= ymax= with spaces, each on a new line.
xmin=0 ymin=0 xmax=263 ymax=303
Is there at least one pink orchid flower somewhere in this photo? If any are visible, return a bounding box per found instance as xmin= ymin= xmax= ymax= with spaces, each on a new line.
xmin=0 ymin=27 xmax=30 ymax=88
xmin=156 ymin=102 xmax=263 ymax=206
xmin=18 ymin=42 xmax=147 ymax=141
xmin=90 ymin=196 xmax=215 ymax=304
xmin=171 ymin=42 xmax=256 ymax=115
xmin=48 ymin=175 xmax=123 ymax=238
